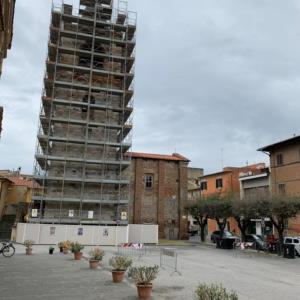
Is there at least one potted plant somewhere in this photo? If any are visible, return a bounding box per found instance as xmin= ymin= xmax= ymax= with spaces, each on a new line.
xmin=89 ymin=248 xmax=105 ymax=270
xmin=109 ymin=256 xmax=132 ymax=283
xmin=128 ymin=265 xmax=159 ymax=300
xmin=70 ymin=241 xmax=84 ymax=260
xmin=24 ymin=240 xmax=34 ymax=255
xmin=62 ymin=240 xmax=71 ymax=254
xmin=49 ymin=246 xmax=55 ymax=255
xmin=58 ymin=241 xmax=64 ymax=253
xmin=195 ymin=283 xmax=238 ymax=300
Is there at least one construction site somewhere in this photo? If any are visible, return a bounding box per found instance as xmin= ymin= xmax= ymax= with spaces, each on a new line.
xmin=30 ymin=0 xmax=136 ymax=226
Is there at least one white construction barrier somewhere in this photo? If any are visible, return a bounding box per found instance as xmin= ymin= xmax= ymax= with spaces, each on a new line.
xmin=128 ymin=224 xmax=158 ymax=244
xmin=117 ymin=243 xmax=146 ymax=259
xmin=16 ymin=223 xmax=158 ymax=245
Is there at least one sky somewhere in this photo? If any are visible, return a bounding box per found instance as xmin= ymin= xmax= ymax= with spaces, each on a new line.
xmin=0 ymin=0 xmax=300 ymax=175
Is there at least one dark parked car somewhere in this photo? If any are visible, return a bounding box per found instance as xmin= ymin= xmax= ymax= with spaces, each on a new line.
xmin=210 ymin=230 xmax=240 ymax=243
xmin=245 ymin=234 xmax=267 ymax=250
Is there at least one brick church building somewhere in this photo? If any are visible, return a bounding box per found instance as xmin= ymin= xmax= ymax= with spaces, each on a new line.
xmin=128 ymin=152 xmax=189 ymax=240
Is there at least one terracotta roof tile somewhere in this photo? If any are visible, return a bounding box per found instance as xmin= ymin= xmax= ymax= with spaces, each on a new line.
xmin=6 ymin=177 xmax=35 ymax=188
xmin=127 ymin=152 xmax=189 ymax=162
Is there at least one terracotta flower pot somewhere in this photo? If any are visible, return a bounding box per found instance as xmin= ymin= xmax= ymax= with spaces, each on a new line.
xmin=63 ymin=248 xmax=69 ymax=254
xmin=89 ymin=260 xmax=99 ymax=270
xmin=137 ymin=284 xmax=153 ymax=300
xmin=112 ymin=270 xmax=125 ymax=283
xmin=74 ymin=252 xmax=83 ymax=260
xmin=26 ymin=248 xmax=32 ymax=255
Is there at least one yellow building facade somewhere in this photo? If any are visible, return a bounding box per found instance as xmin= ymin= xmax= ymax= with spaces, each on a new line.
xmin=0 ymin=173 xmax=34 ymax=239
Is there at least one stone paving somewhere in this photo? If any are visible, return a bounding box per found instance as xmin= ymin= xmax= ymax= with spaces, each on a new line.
xmin=0 ymin=247 xmax=136 ymax=300
xmin=1 ymin=243 xmax=300 ymax=300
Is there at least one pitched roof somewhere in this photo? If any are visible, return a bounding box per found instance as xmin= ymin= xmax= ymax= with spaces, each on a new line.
xmin=200 ymin=163 xmax=266 ymax=179
xmin=258 ymin=135 xmax=300 ymax=152
xmin=200 ymin=170 xmax=233 ymax=179
xmin=6 ymin=176 xmax=35 ymax=188
xmin=128 ymin=152 xmax=189 ymax=162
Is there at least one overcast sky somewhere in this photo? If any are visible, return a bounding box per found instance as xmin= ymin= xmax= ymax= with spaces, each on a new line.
xmin=0 ymin=0 xmax=299 ymax=175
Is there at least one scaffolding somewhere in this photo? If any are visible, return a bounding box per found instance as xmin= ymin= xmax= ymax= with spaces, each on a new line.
xmin=30 ymin=0 xmax=136 ymax=225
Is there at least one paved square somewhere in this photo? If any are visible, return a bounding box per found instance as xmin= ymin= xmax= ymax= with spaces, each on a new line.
xmin=0 ymin=249 xmax=135 ymax=300
xmin=1 ymin=244 xmax=300 ymax=300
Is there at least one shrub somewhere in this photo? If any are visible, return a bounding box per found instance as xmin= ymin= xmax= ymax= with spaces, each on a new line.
xmin=62 ymin=240 xmax=71 ymax=249
xmin=128 ymin=265 xmax=159 ymax=286
xmin=194 ymin=283 xmax=238 ymax=300
xmin=89 ymin=248 xmax=105 ymax=261
xmin=109 ymin=256 xmax=132 ymax=271
xmin=70 ymin=242 xmax=84 ymax=253
xmin=24 ymin=240 xmax=34 ymax=249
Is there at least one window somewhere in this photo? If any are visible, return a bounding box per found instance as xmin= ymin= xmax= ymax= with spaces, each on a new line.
xmin=285 ymin=238 xmax=292 ymax=244
xmin=276 ymin=153 xmax=283 ymax=166
xmin=293 ymin=239 xmax=299 ymax=244
xmin=216 ymin=178 xmax=223 ymax=189
xmin=200 ymin=181 xmax=207 ymax=191
xmin=145 ymin=174 xmax=153 ymax=188
xmin=278 ymin=184 xmax=286 ymax=195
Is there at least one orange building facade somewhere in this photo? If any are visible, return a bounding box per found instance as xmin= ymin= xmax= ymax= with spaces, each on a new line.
xmin=199 ymin=163 xmax=266 ymax=235
xmin=259 ymin=135 xmax=300 ymax=236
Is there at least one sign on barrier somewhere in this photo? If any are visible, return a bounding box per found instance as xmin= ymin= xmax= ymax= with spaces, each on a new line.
xmin=160 ymin=248 xmax=181 ymax=276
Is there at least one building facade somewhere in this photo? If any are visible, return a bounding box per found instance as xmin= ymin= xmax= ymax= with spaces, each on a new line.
xmin=128 ymin=152 xmax=189 ymax=240
xmin=239 ymin=168 xmax=270 ymax=199
xmin=0 ymin=0 xmax=15 ymax=77
xmin=31 ymin=0 xmax=136 ymax=226
xmin=0 ymin=170 xmax=34 ymax=239
xmin=187 ymin=167 xmax=203 ymax=201
xmin=199 ymin=163 xmax=266 ymax=234
xmin=258 ymin=135 xmax=300 ymax=235
xmin=239 ymin=168 xmax=272 ymax=236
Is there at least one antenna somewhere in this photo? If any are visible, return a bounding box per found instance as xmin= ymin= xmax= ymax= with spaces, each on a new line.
xmin=221 ymin=148 xmax=224 ymax=170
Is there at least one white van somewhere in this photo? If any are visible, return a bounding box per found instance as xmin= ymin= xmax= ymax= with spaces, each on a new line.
xmin=284 ymin=237 xmax=300 ymax=256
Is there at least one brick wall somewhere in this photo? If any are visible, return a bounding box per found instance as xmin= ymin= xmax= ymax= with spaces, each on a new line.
xmin=129 ymin=156 xmax=189 ymax=240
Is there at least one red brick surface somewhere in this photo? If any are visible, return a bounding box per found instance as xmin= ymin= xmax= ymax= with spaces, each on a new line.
xmin=129 ymin=154 xmax=189 ymax=239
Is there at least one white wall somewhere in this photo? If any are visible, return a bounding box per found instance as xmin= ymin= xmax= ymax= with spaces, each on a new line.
xmin=128 ymin=224 xmax=158 ymax=244
xmin=16 ymin=223 xmax=158 ymax=245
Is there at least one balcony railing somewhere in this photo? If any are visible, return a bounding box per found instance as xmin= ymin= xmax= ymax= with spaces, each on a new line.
xmin=30 ymin=208 xmax=128 ymax=223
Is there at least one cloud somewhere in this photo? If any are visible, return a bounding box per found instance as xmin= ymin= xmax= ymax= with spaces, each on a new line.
xmin=0 ymin=0 xmax=299 ymax=174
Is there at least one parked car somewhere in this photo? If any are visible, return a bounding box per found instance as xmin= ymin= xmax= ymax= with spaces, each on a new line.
xmin=210 ymin=230 xmax=240 ymax=243
xmin=245 ymin=234 xmax=267 ymax=251
xmin=284 ymin=237 xmax=300 ymax=256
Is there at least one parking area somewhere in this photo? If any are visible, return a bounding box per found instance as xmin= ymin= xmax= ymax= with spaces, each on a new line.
xmin=1 ymin=244 xmax=300 ymax=300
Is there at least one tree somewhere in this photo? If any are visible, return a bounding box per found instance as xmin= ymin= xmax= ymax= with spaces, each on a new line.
xmin=187 ymin=198 xmax=209 ymax=242
xmin=231 ymin=194 xmax=265 ymax=242
xmin=232 ymin=199 xmax=253 ymax=242
xmin=269 ymin=196 xmax=300 ymax=255
xmin=205 ymin=194 xmax=233 ymax=241
xmin=253 ymin=195 xmax=300 ymax=255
